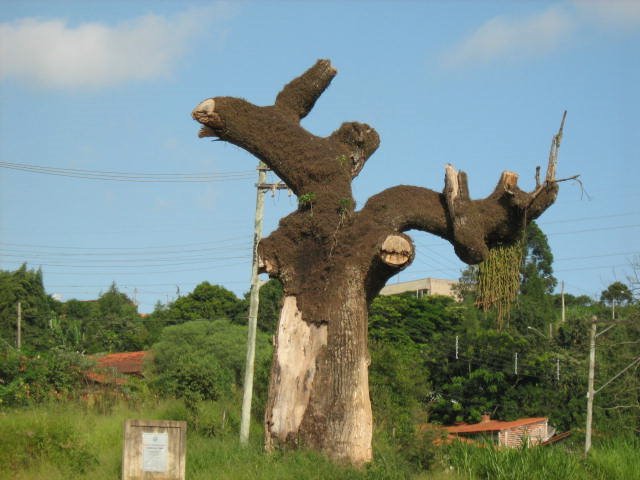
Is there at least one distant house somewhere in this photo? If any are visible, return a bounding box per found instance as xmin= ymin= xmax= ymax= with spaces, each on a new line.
xmin=443 ymin=414 xmax=554 ymax=448
xmin=86 ymin=351 xmax=148 ymax=385
xmin=379 ymin=277 xmax=459 ymax=300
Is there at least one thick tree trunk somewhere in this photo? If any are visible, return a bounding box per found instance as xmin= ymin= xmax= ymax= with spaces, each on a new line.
xmin=265 ymin=266 xmax=373 ymax=465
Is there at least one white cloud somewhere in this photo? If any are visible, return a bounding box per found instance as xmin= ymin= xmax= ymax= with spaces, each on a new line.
xmin=441 ymin=6 xmax=576 ymax=69
xmin=0 ymin=5 xmax=231 ymax=89
xmin=573 ymin=0 xmax=640 ymax=30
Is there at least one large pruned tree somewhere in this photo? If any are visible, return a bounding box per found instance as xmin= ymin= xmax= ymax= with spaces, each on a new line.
xmin=192 ymin=60 xmax=561 ymax=464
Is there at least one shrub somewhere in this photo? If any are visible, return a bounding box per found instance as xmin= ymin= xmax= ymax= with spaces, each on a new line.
xmin=0 ymin=345 xmax=91 ymax=408
xmin=149 ymin=320 xmax=272 ymax=412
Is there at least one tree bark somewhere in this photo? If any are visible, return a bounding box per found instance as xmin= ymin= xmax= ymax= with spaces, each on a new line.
xmin=192 ymin=59 xmax=562 ymax=465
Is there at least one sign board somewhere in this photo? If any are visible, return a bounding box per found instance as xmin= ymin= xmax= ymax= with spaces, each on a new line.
xmin=122 ymin=419 xmax=186 ymax=480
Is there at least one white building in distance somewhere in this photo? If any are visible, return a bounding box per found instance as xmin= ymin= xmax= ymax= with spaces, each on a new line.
xmin=379 ymin=277 xmax=459 ymax=300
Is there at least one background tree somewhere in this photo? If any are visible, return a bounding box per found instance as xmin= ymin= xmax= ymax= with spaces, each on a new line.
xmin=167 ymin=282 xmax=245 ymax=325
xmin=149 ymin=320 xmax=272 ymax=413
xmin=89 ymin=283 xmax=146 ymax=353
xmin=0 ymin=264 xmax=59 ymax=351
xmin=253 ymin=279 xmax=284 ymax=334
xmin=520 ymin=221 xmax=556 ymax=297
xmin=145 ymin=281 xmax=246 ymax=345
xmin=600 ymin=281 xmax=633 ymax=307
xmin=511 ymin=222 xmax=558 ymax=333
xmin=190 ymin=59 xmax=562 ymax=464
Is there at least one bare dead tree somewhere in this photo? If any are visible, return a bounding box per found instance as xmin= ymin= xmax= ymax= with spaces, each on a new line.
xmin=192 ymin=59 xmax=561 ymax=464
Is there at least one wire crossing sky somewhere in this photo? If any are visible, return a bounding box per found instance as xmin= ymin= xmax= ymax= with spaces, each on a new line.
xmin=1 ymin=1 xmax=639 ymax=312
xmin=0 ymin=161 xmax=256 ymax=182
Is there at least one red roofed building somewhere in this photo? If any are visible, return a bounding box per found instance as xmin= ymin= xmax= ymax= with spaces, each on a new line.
xmin=86 ymin=351 xmax=148 ymax=385
xmin=444 ymin=414 xmax=554 ymax=448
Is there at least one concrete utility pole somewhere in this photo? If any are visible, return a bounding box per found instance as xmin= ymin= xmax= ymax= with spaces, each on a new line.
xmin=240 ymin=163 xmax=287 ymax=445
xmin=17 ymin=301 xmax=22 ymax=350
xmin=561 ymin=281 xmax=565 ymax=323
xmin=611 ymin=299 xmax=615 ymax=320
xmin=585 ymin=316 xmax=597 ymax=455
xmin=584 ymin=316 xmax=640 ymax=456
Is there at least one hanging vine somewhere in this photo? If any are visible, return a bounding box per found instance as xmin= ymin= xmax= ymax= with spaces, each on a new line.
xmin=475 ymin=237 xmax=525 ymax=330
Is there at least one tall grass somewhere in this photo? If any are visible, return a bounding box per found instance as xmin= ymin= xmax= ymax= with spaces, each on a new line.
xmin=444 ymin=436 xmax=640 ymax=480
xmin=445 ymin=441 xmax=582 ymax=480
xmin=1 ymin=401 xmax=637 ymax=480
xmin=0 ymin=400 xmax=407 ymax=480
xmin=585 ymin=437 xmax=640 ymax=480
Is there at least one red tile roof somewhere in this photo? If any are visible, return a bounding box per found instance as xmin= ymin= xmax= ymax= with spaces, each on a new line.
xmin=444 ymin=417 xmax=547 ymax=434
xmin=85 ymin=351 xmax=148 ymax=384
xmin=95 ymin=351 xmax=147 ymax=375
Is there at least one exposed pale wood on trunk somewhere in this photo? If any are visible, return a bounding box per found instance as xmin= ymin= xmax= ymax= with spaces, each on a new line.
xmin=265 ymin=296 xmax=327 ymax=446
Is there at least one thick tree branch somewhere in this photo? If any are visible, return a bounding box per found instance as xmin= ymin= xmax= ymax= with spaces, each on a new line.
xmin=329 ymin=122 xmax=380 ymax=178
xmin=192 ymin=60 xmax=379 ymax=195
xmin=275 ymin=59 xmax=337 ymax=119
xmin=358 ymin=185 xmax=449 ymax=239
xmin=359 ymin=159 xmax=560 ymax=265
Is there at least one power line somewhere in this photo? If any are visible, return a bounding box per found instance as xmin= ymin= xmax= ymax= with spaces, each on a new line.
xmin=0 ymin=236 xmax=249 ymax=251
xmin=538 ymin=212 xmax=640 ymax=225
xmin=0 ymin=261 xmax=249 ymax=276
xmin=0 ymin=161 xmax=255 ymax=183
xmin=548 ymin=224 xmax=640 ymax=236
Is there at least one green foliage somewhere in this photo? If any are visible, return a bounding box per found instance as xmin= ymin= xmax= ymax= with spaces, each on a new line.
xmin=163 ymin=282 xmax=245 ymax=325
xmin=146 ymin=282 xmax=247 ymax=346
xmin=585 ymin=436 xmax=640 ymax=480
xmin=50 ymin=282 xmax=149 ymax=354
xmin=149 ymin=320 xmax=272 ymax=413
xmin=445 ymin=442 xmax=583 ymax=480
xmin=1 ymin=400 xmax=638 ymax=479
xmin=0 ymin=406 xmax=98 ymax=477
xmin=369 ymin=294 xmax=457 ymax=344
xmin=0 ymin=264 xmax=60 ymax=351
xmin=298 ymin=192 xmax=316 ymax=207
xmin=521 ymin=221 xmax=557 ymax=297
xmin=600 ymin=281 xmax=633 ymax=306
xmin=0 ymin=344 xmax=92 ymax=408
xmin=370 ymin=339 xmax=430 ymax=430
xmin=89 ymin=283 xmax=147 ymax=352
xmin=338 ymin=197 xmax=353 ymax=214
xmin=0 ymin=265 xmax=148 ymax=353
xmin=255 ymin=278 xmax=284 ymax=334
xmin=368 ymin=295 xmax=453 ymax=473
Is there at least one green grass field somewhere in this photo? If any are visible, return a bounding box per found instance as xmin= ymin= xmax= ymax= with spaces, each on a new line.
xmin=1 ymin=400 xmax=637 ymax=480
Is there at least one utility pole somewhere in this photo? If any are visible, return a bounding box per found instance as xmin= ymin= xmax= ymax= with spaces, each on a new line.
xmin=611 ymin=299 xmax=615 ymax=320
xmin=17 ymin=301 xmax=22 ymax=350
xmin=584 ymin=315 xmax=640 ymax=456
xmin=585 ymin=316 xmax=597 ymax=455
xmin=240 ymin=163 xmax=287 ymax=445
xmin=561 ymin=281 xmax=565 ymax=323
xmin=455 ymin=335 xmax=459 ymax=360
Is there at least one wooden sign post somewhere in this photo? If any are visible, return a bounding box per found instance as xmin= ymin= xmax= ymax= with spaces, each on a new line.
xmin=122 ymin=419 xmax=186 ymax=480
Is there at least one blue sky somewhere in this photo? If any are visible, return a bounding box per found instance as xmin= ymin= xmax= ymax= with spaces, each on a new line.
xmin=1 ymin=1 xmax=639 ymax=313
